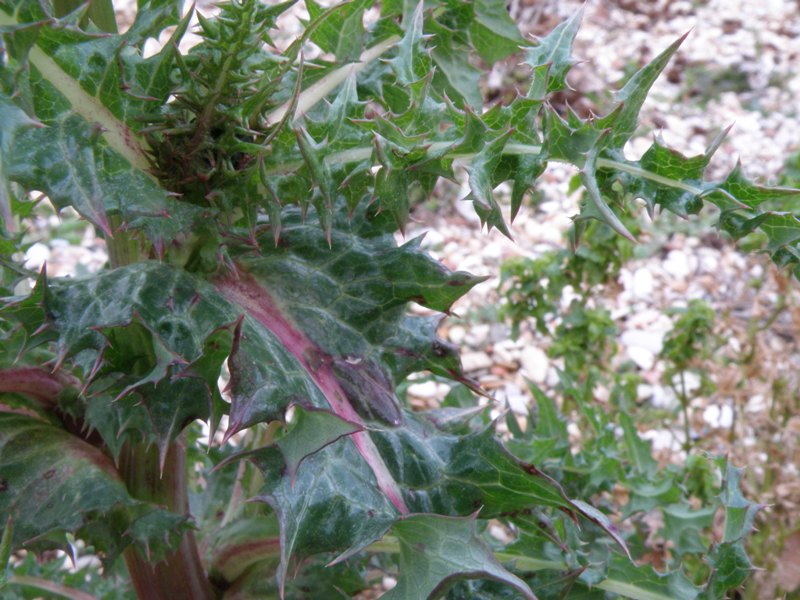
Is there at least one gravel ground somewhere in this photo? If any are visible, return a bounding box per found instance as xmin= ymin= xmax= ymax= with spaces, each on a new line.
xmin=28 ymin=1 xmax=800 ymax=597
xmin=403 ymin=1 xmax=800 ymax=595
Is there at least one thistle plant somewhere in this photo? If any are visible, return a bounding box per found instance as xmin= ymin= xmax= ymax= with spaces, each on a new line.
xmin=0 ymin=1 xmax=795 ymax=598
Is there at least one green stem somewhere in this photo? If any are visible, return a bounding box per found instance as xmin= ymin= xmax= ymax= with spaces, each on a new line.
xmin=106 ymin=217 xmax=141 ymax=268
xmin=263 ymin=141 xmax=704 ymax=201
xmin=595 ymin=157 xmax=701 ymax=195
xmin=120 ymin=439 xmax=218 ymax=600
xmin=679 ymin=371 xmax=692 ymax=451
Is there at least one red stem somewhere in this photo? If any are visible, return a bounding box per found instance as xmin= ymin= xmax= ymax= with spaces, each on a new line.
xmin=0 ymin=366 xmax=76 ymax=405
xmin=216 ymin=271 xmax=409 ymax=514
xmin=120 ymin=438 xmax=218 ymax=600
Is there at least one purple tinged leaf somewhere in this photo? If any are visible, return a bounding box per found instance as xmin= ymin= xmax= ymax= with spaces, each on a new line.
xmin=569 ymin=499 xmax=631 ymax=560
xmin=217 ymin=271 xmax=409 ymax=515
xmin=329 ymin=356 xmax=403 ymax=426
xmin=0 ymin=367 xmax=76 ymax=407
xmin=0 ymin=413 xmax=188 ymax=564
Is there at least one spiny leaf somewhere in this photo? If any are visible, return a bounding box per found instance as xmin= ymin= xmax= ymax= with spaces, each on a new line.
xmin=429 ymin=23 xmax=482 ymax=107
xmin=250 ymin=442 xmax=399 ymax=596
xmin=0 ymin=6 xmax=201 ymax=246
xmin=620 ymin=413 xmax=657 ymax=478
xmin=661 ymin=503 xmax=716 ymax=555
xmin=0 ymin=412 xmax=188 ymax=564
xmin=381 ymin=513 xmax=536 ymax=600
xmin=389 ymin=0 xmax=427 ymax=87
xmin=542 ymin=106 xmax=608 ymax=166
xmin=592 ymin=555 xmax=700 ymax=600
xmin=524 ymin=6 xmax=583 ymax=94
xmin=275 ymin=405 xmax=363 ymax=483
xmin=468 ymin=130 xmax=514 ymax=238
xmin=469 ymin=0 xmax=526 ymax=63
xmin=305 ymin=0 xmax=368 ymax=62
xmin=0 ymin=515 xmax=11 ymax=589
xmin=580 ymin=135 xmax=636 ymax=241
xmin=0 ymin=96 xmax=42 ymax=232
xmin=600 ymin=32 xmax=689 ymax=149
xmin=616 ymin=137 xmax=710 ymax=218
xmin=717 ymin=459 xmax=763 ymax=544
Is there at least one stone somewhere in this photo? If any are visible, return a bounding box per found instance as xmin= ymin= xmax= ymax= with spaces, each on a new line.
xmin=620 ymin=329 xmax=665 ymax=354
xmin=703 ymin=404 xmax=734 ymax=429
xmin=519 ymin=346 xmax=548 ymax=384
xmin=24 ymin=242 xmax=50 ymax=270
xmin=492 ymin=344 xmax=519 ymax=369
xmin=631 ymin=267 xmax=655 ymax=299
xmin=626 ymin=345 xmax=656 ymax=370
xmin=638 ymin=384 xmax=678 ymax=410
xmin=663 ymin=250 xmax=693 ymax=279
xmin=502 ymin=384 xmax=529 ymax=414
xmin=464 ymin=324 xmax=490 ymax=347
xmin=461 ymin=351 xmax=493 ymax=372
xmin=447 ymin=325 xmax=466 ymax=345
xmin=407 ymin=380 xmax=448 ymax=400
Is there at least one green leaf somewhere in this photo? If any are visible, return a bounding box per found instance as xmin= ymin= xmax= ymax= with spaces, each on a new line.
xmin=524 ymin=7 xmax=583 ymax=94
xmin=620 ymin=413 xmax=658 ymax=478
xmin=0 ymin=413 xmax=188 ymax=563
xmin=275 ymin=405 xmax=363 ymax=482
xmin=430 ymin=43 xmax=482 ymax=108
xmin=0 ymin=96 xmax=41 ymax=232
xmin=661 ymin=503 xmax=715 ymax=555
xmin=382 ymin=513 xmax=536 ymax=600
xmin=580 ymin=135 xmax=637 ymax=241
xmin=468 ymin=129 xmax=514 ymax=237
xmin=600 ymin=32 xmax=689 ymax=149
xmin=305 ymin=0 xmax=368 ymax=62
xmin=469 ymin=0 xmax=526 ymax=63
xmin=704 ymin=542 xmax=752 ymax=600
xmin=0 ymin=516 xmax=11 ymax=589
xmin=250 ymin=442 xmax=399 ymax=595
xmin=591 ymin=556 xmax=700 ymax=600
xmin=389 ymin=0 xmax=427 ymax=86
xmin=0 ymin=5 xmax=199 ymax=246
xmin=619 ymin=137 xmax=716 ymax=218
xmin=718 ymin=460 xmax=762 ymax=544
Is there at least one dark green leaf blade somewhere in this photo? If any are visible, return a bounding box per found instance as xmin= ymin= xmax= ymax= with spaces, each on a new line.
xmin=382 ymin=513 xmax=536 ymax=600
xmin=250 ymin=441 xmax=399 ymax=596
xmin=0 ymin=412 xmax=188 ymax=563
xmin=275 ymin=405 xmax=363 ymax=481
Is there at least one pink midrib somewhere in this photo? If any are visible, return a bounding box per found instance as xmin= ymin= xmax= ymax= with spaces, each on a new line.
xmin=216 ymin=273 xmax=409 ymax=515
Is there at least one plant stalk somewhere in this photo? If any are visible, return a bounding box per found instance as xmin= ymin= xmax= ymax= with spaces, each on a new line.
xmin=120 ymin=438 xmax=217 ymax=600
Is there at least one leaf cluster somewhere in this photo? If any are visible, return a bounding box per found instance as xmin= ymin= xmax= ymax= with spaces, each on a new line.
xmin=0 ymin=1 xmax=789 ymax=598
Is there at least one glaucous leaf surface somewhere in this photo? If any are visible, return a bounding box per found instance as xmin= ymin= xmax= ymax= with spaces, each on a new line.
xmin=0 ymin=0 xmax=784 ymax=598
